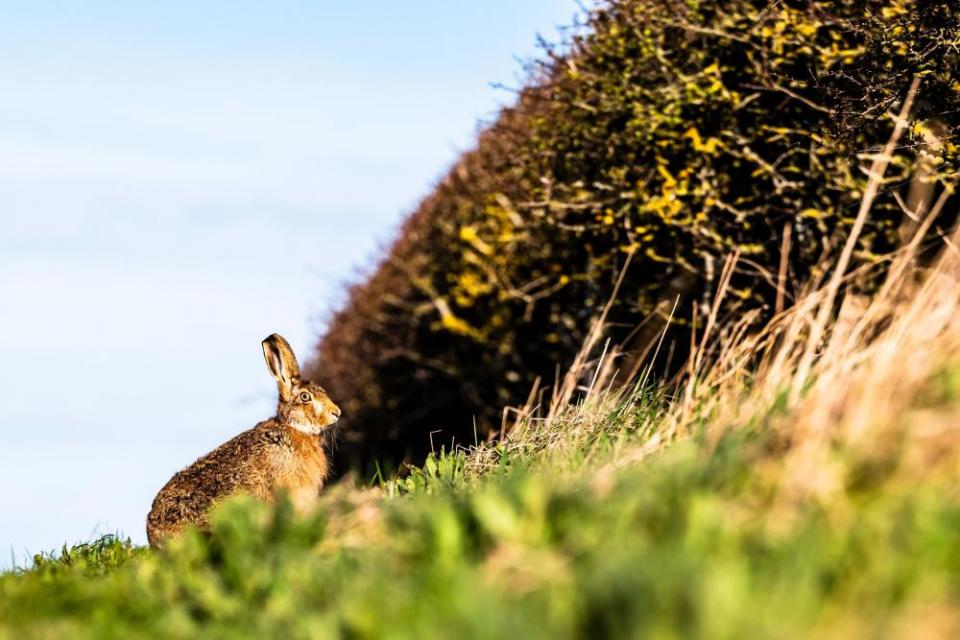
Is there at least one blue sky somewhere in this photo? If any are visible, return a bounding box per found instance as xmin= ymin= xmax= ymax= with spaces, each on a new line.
xmin=0 ymin=1 xmax=581 ymax=564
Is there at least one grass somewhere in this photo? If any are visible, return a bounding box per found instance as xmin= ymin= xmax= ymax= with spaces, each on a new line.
xmin=3 ymin=403 xmax=960 ymax=639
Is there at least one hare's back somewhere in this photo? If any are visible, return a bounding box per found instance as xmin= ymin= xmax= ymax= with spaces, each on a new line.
xmin=147 ymin=421 xmax=294 ymax=542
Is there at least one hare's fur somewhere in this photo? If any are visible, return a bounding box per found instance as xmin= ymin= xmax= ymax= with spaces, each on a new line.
xmin=146 ymin=334 xmax=340 ymax=546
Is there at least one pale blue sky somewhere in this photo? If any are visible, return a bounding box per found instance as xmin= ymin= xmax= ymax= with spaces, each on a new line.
xmin=0 ymin=1 xmax=581 ymax=564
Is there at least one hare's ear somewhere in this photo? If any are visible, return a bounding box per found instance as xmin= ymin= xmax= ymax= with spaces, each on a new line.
xmin=262 ymin=334 xmax=301 ymax=399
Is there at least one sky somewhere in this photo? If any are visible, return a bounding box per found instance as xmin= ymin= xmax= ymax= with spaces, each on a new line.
xmin=0 ymin=1 xmax=581 ymax=565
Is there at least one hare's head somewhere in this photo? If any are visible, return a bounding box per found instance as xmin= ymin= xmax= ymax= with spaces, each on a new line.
xmin=262 ymin=334 xmax=341 ymax=434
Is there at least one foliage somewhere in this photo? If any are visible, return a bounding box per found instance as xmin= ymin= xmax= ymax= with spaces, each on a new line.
xmin=310 ymin=0 xmax=960 ymax=470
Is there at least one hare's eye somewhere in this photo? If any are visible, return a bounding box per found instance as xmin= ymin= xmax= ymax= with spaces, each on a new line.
xmin=299 ymin=391 xmax=312 ymax=403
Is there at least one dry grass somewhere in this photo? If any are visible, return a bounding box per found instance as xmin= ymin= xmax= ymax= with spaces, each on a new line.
xmin=480 ymin=79 xmax=960 ymax=510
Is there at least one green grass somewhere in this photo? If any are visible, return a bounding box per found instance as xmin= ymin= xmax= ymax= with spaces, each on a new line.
xmin=3 ymin=387 xmax=960 ymax=639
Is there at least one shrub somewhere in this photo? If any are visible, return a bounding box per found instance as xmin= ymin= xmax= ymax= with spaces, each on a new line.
xmin=309 ymin=0 xmax=960 ymax=471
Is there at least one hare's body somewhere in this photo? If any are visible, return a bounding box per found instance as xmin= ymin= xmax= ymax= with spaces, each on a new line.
xmin=146 ymin=419 xmax=328 ymax=544
xmin=146 ymin=334 xmax=340 ymax=547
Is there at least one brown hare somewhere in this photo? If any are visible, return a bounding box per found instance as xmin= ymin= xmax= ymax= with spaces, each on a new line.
xmin=146 ymin=334 xmax=340 ymax=547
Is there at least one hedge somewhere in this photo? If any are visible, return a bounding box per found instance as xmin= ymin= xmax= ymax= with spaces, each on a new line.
xmin=307 ymin=0 xmax=960 ymax=471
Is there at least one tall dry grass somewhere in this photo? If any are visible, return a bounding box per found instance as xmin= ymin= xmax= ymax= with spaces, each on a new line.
xmin=486 ymin=79 xmax=960 ymax=500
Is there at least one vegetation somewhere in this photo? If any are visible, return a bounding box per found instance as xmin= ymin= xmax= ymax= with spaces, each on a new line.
xmin=5 ymin=1 xmax=960 ymax=637
xmin=311 ymin=0 xmax=960 ymax=470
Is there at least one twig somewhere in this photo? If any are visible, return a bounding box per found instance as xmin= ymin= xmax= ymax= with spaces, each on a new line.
xmin=790 ymin=77 xmax=920 ymax=403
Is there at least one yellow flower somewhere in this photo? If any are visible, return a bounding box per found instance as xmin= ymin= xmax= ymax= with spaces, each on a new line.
xmin=684 ymin=128 xmax=722 ymax=155
xmin=459 ymin=225 xmax=493 ymax=256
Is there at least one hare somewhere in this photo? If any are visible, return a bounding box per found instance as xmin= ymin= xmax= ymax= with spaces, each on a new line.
xmin=146 ymin=334 xmax=341 ymax=547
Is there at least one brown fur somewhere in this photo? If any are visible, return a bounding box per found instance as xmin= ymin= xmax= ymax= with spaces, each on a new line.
xmin=146 ymin=334 xmax=340 ymax=547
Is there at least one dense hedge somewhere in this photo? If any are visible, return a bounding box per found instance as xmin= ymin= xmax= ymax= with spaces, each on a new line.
xmin=308 ymin=0 xmax=960 ymax=471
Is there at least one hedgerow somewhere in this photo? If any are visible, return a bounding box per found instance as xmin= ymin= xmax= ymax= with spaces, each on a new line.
xmin=309 ymin=0 xmax=960 ymax=470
